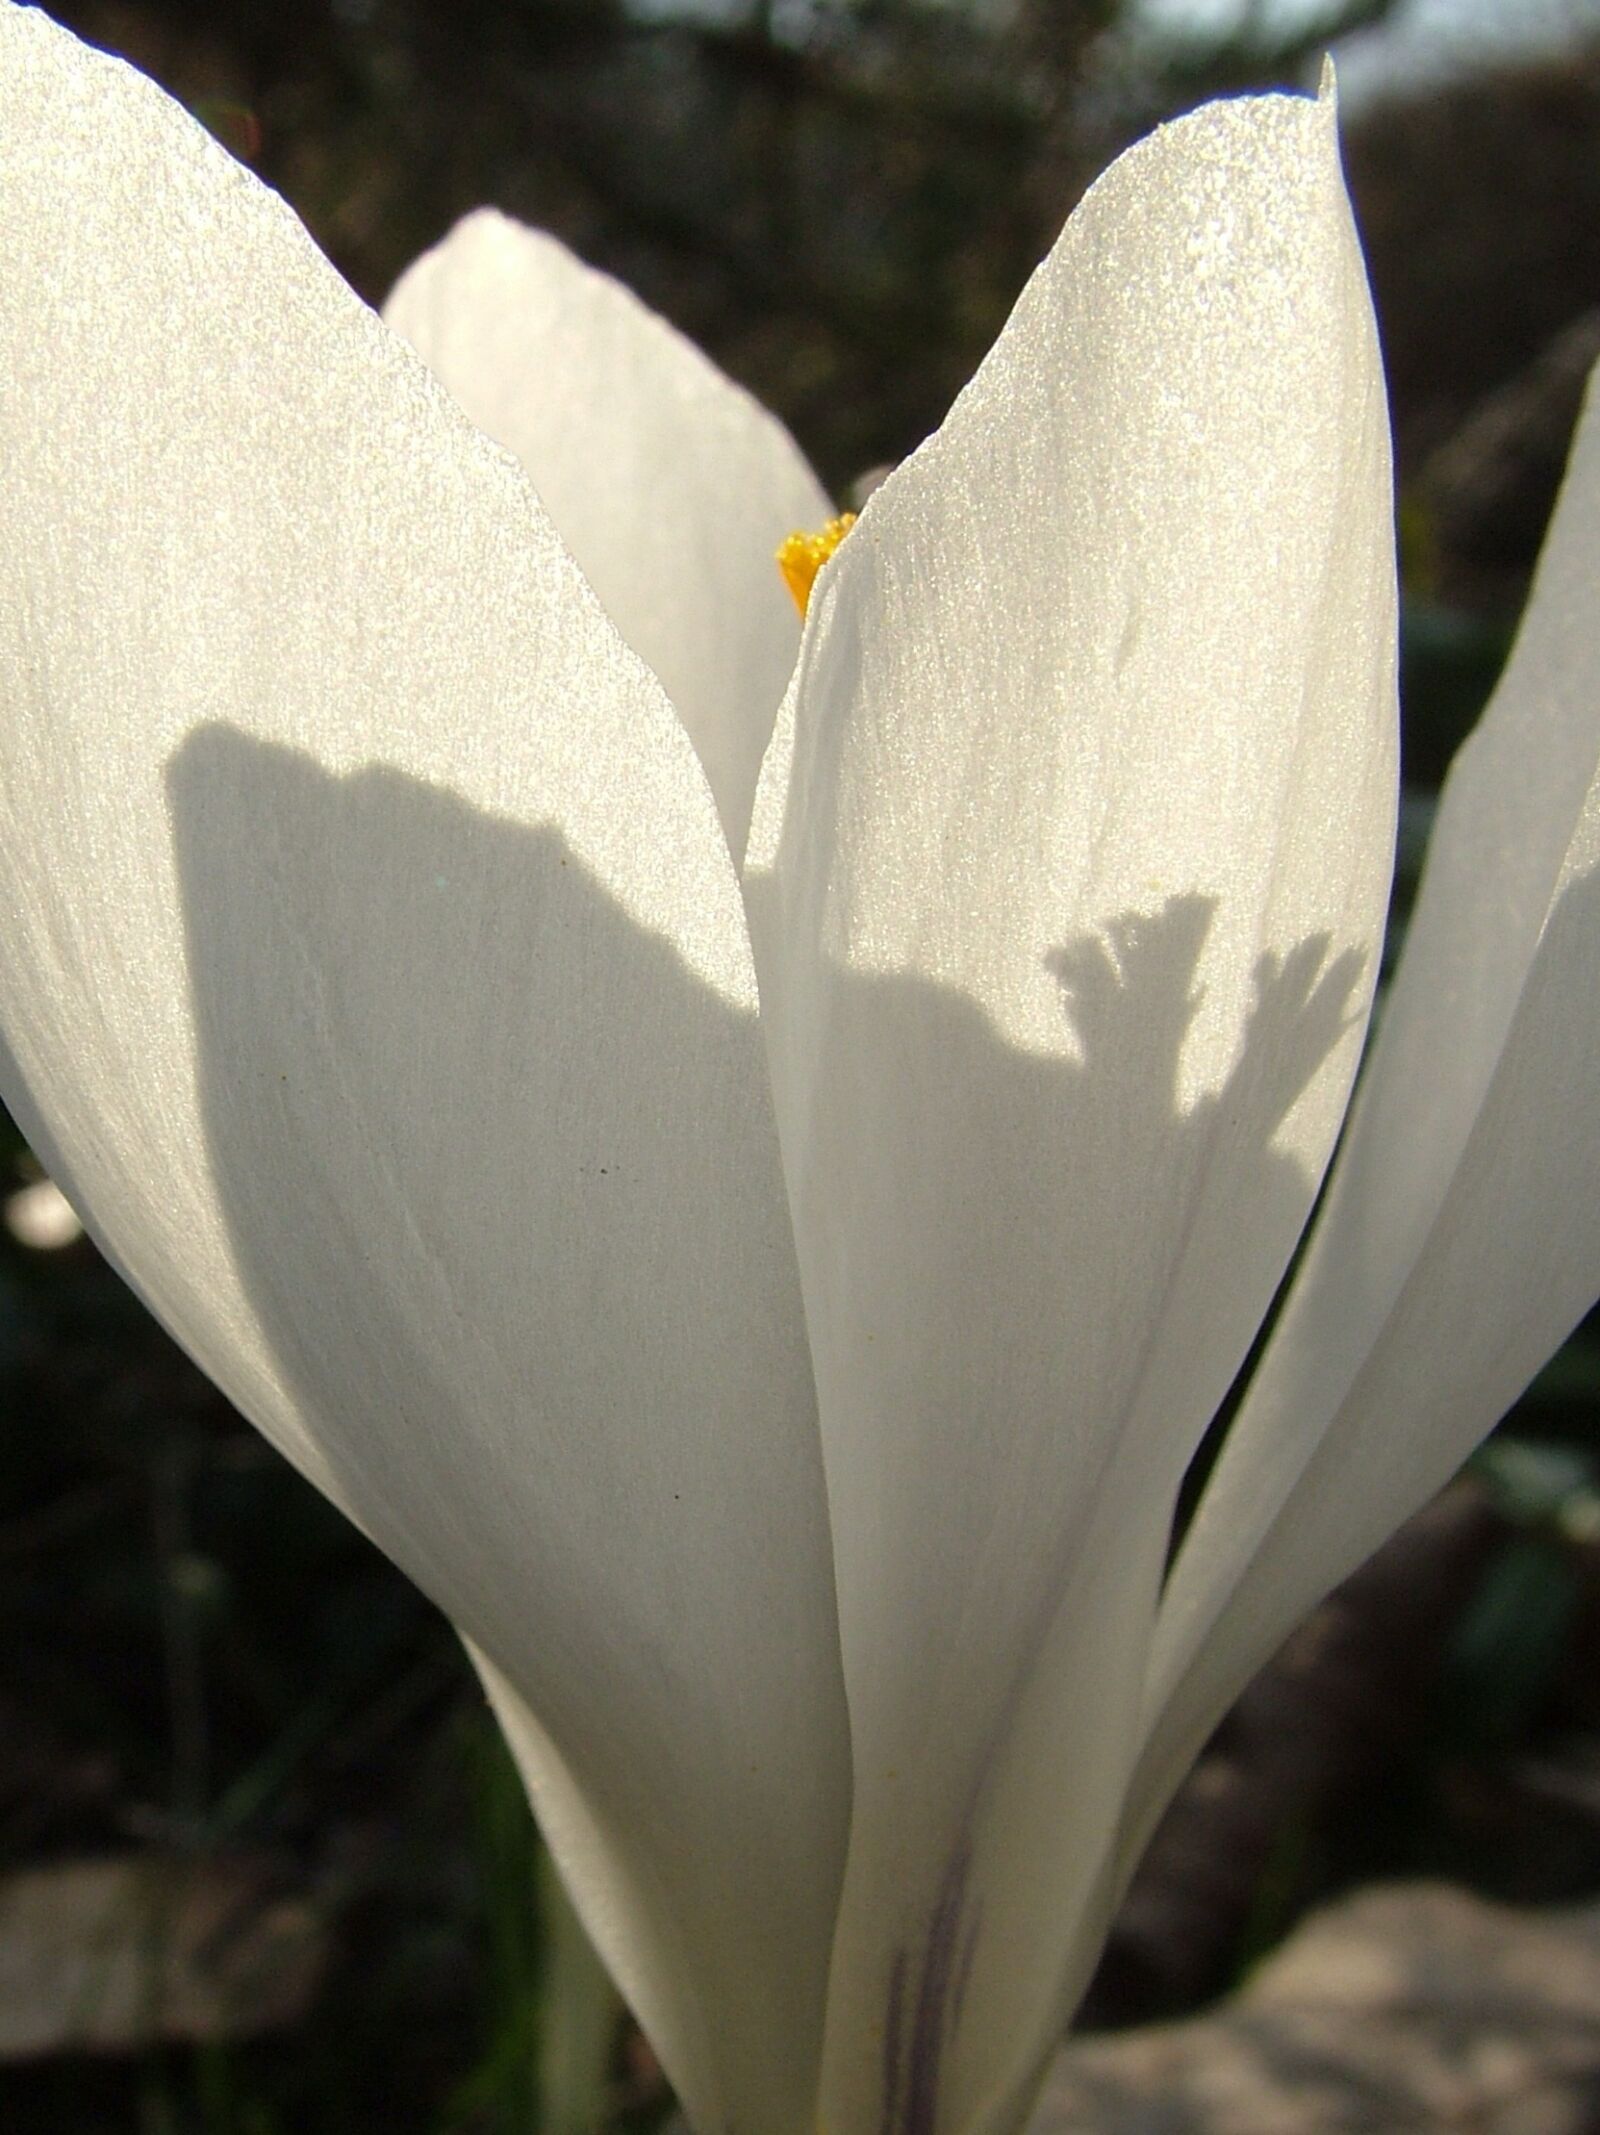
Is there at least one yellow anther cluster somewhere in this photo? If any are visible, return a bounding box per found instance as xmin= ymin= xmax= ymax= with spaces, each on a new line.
xmin=776 ymin=512 xmax=856 ymax=618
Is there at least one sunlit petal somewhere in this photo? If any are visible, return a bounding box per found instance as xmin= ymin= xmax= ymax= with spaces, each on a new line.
xmin=746 ymin=76 xmax=1395 ymax=2135
xmin=0 ymin=17 xmax=848 ymax=2132
xmin=385 ymin=210 xmax=830 ymax=857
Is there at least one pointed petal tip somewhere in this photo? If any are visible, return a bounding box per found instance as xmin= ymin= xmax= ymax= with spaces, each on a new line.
xmin=1103 ymin=62 xmax=1346 ymax=237
xmin=383 ymin=201 xmax=826 ymax=861
xmin=386 ymin=205 xmax=551 ymax=311
xmin=436 ymin=203 xmax=517 ymax=249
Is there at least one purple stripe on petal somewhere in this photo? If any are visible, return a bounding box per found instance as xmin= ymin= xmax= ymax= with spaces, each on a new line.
xmin=901 ymin=1840 xmax=973 ymax=2135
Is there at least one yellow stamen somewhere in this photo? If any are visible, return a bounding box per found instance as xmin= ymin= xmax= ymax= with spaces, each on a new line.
xmin=776 ymin=512 xmax=857 ymax=618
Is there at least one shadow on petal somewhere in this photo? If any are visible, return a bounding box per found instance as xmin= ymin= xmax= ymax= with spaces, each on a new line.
xmin=760 ymin=892 xmax=1368 ymax=2135
xmin=166 ymin=724 xmax=849 ymax=2135
xmin=167 ymin=723 xmax=1368 ymax=2135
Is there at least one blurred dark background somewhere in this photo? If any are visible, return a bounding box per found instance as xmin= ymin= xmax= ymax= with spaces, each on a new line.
xmin=6 ymin=1 xmax=1600 ymax=2129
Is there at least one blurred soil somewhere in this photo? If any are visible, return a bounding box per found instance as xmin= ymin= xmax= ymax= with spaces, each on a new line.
xmin=1047 ymin=1883 xmax=1600 ymax=2133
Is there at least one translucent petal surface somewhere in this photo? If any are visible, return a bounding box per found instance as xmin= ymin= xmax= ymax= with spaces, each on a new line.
xmin=1135 ymin=362 xmax=1600 ymax=1860
xmin=746 ymin=81 xmax=1396 ymax=2135
xmin=0 ymin=16 xmax=849 ymax=2131
xmin=385 ymin=211 xmax=831 ymax=859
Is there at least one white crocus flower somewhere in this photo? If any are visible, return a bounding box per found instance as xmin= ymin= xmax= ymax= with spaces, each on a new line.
xmin=2 ymin=7 xmax=1598 ymax=2132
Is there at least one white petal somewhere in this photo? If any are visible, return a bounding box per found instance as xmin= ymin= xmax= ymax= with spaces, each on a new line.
xmin=1135 ymin=360 xmax=1600 ymax=1867
xmin=0 ymin=17 xmax=849 ymax=2133
xmin=384 ymin=210 xmax=831 ymax=859
xmin=746 ymin=81 xmax=1395 ymax=2135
